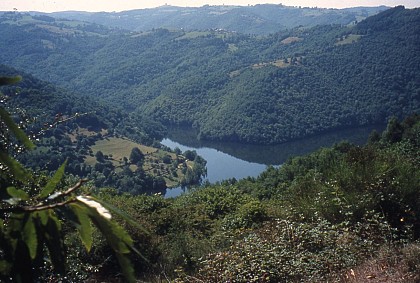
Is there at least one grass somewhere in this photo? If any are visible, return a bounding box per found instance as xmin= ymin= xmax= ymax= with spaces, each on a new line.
xmin=281 ymin=36 xmax=303 ymax=44
xmin=2 ymin=14 xmax=105 ymax=37
xmin=130 ymin=31 xmax=153 ymax=38
xmin=85 ymin=137 xmax=157 ymax=166
xmin=272 ymin=59 xmax=291 ymax=68
xmin=251 ymin=57 xmax=303 ymax=69
xmin=335 ymin=243 xmax=420 ymax=283
xmin=176 ymin=30 xmax=233 ymax=41
xmin=68 ymin=127 xmax=107 ymax=142
xmin=176 ymin=31 xmax=212 ymax=40
xmin=336 ymin=34 xmax=362 ymax=46
xmin=231 ymin=57 xmax=301 ymax=77
xmin=55 ymin=20 xmax=88 ymax=28
xmin=85 ymin=136 xmax=193 ymax=188
xmin=228 ymin=43 xmax=238 ymax=52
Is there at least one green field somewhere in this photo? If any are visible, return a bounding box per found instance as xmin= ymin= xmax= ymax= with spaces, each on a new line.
xmin=335 ymin=34 xmax=362 ymax=45
xmin=85 ymin=137 xmax=193 ymax=187
xmin=86 ymin=137 xmax=157 ymax=164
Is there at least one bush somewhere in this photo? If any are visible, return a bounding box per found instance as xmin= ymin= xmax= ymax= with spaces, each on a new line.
xmin=185 ymin=214 xmax=398 ymax=283
xmin=222 ymin=200 xmax=268 ymax=229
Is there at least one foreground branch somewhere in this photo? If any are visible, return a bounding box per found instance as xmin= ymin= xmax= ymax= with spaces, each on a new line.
xmin=0 ymin=179 xmax=88 ymax=214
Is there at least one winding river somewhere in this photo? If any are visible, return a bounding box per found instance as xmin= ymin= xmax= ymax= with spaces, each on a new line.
xmin=162 ymin=125 xmax=384 ymax=197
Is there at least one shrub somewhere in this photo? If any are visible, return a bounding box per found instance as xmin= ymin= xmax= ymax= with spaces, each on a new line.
xmin=185 ymin=214 xmax=398 ymax=283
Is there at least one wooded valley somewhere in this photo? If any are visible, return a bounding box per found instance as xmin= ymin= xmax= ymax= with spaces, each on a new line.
xmin=0 ymin=5 xmax=419 ymax=282
xmin=0 ymin=6 xmax=418 ymax=144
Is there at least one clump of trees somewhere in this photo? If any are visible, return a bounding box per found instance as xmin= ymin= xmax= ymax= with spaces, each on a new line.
xmin=129 ymin=147 xmax=144 ymax=165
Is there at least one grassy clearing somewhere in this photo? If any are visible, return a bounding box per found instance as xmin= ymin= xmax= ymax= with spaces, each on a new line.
xmin=68 ymin=127 xmax=107 ymax=142
xmin=176 ymin=30 xmax=232 ymax=41
xmin=232 ymin=57 xmax=299 ymax=76
xmin=55 ymin=20 xmax=88 ymax=28
xmin=336 ymin=34 xmax=362 ymax=46
xmin=3 ymin=15 xmax=105 ymax=37
xmin=86 ymin=137 xmax=157 ymax=166
xmin=251 ymin=57 xmax=304 ymax=69
xmin=176 ymin=31 xmax=212 ymax=40
xmin=85 ymin=137 xmax=193 ymax=187
xmin=281 ymin=36 xmax=303 ymax=44
xmin=229 ymin=70 xmax=241 ymax=78
xmin=272 ymin=59 xmax=291 ymax=68
xmin=228 ymin=43 xmax=238 ymax=52
xmin=2 ymin=15 xmax=38 ymax=25
xmin=130 ymin=31 xmax=153 ymax=38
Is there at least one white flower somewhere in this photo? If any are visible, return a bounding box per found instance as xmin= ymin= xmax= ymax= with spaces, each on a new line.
xmin=76 ymin=196 xmax=112 ymax=219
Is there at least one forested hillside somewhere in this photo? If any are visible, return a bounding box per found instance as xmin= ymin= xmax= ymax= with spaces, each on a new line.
xmin=0 ymin=63 xmax=168 ymax=146
xmin=0 ymin=64 xmax=117 ymax=131
xmin=0 ymin=64 xmax=206 ymax=194
xmin=47 ymin=4 xmax=387 ymax=35
xmin=0 ymin=7 xmax=419 ymax=145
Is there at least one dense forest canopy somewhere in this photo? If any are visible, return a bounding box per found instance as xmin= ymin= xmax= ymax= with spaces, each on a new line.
xmin=45 ymin=4 xmax=388 ymax=35
xmin=0 ymin=6 xmax=418 ymax=145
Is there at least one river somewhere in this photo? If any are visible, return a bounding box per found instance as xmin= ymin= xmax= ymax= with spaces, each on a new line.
xmin=162 ymin=125 xmax=384 ymax=197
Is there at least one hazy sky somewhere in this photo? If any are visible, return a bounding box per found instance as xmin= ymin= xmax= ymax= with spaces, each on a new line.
xmin=0 ymin=0 xmax=418 ymax=12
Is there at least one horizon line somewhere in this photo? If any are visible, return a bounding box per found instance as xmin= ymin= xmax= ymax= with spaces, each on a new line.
xmin=0 ymin=3 xmax=408 ymax=14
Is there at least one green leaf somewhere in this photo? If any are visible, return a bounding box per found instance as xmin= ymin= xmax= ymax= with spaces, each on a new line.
xmin=0 ymin=107 xmax=35 ymax=150
xmin=84 ymin=210 xmax=132 ymax=253
xmin=90 ymin=216 xmax=135 ymax=282
xmin=6 ymin=212 xmax=35 ymax=282
xmin=0 ymin=152 xmax=30 ymax=182
xmin=0 ymin=76 xmax=21 ymax=86
xmin=22 ymin=214 xmax=37 ymax=260
xmin=96 ymin=217 xmax=132 ymax=253
xmin=6 ymin=187 xmax=29 ymax=200
xmin=93 ymin=197 xmax=147 ymax=234
xmin=7 ymin=212 xmax=24 ymax=249
xmin=115 ymin=252 xmax=136 ymax=283
xmin=0 ymin=260 xmax=11 ymax=275
xmin=77 ymin=197 xmax=135 ymax=282
xmin=34 ymin=211 xmax=49 ymax=226
xmin=43 ymin=211 xmax=65 ymax=274
xmin=39 ymin=160 xmax=67 ymax=198
xmin=69 ymin=203 xmax=93 ymax=252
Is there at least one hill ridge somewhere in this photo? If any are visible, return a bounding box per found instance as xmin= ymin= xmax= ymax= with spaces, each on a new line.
xmin=40 ymin=4 xmax=389 ymax=35
xmin=0 ymin=7 xmax=418 ymax=145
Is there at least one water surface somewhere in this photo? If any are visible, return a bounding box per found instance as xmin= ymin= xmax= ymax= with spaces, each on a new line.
xmin=162 ymin=125 xmax=385 ymax=197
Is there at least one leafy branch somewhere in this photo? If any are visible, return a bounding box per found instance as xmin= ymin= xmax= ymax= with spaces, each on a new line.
xmin=0 ymin=76 xmax=137 ymax=282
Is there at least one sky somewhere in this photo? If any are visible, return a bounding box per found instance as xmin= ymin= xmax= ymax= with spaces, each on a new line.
xmin=0 ymin=0 xmax=418 ymax=12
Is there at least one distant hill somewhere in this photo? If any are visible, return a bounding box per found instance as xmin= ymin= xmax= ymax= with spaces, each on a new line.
xmin=0 ymin=7 xmax=418 ymax=145
xmin=0 ymin=64 xmax=205 ymax=194
xmin=45 ymin=4 xmax=388 ymax=35
xmin=0 ymin=63 xmax=164 ymax=145
xmin=0 ymin=64 xmax=111 ymax=129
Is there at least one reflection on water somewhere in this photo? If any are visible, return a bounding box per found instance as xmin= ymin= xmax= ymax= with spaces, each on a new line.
xmin=162 ymin=125 xmax=385 ymax=197
xmin=165 ymin=125 xmax=385 ymax=165
xmin=162 ymin=138 xmax=267 ymax=183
